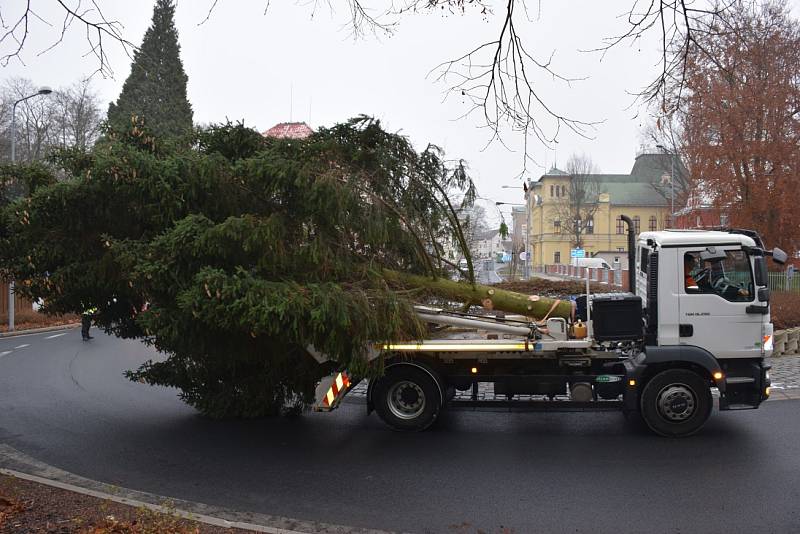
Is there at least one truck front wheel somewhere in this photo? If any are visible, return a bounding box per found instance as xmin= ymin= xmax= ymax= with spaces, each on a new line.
xmin=373 ymin=365 xmax=442 ymax=431
xmin=640 ymin=369 xmax=712 ymax=437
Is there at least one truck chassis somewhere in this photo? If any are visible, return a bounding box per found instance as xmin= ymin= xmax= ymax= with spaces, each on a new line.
xmin=313 ymin=306 xmax=770 ymax=438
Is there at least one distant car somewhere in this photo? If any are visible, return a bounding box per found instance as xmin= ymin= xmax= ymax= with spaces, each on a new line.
xmin=570 ymin=257 xmax=612 ymax=270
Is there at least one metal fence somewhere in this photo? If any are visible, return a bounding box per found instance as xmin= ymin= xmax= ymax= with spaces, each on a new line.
xmin=706 ymin=272 xmax=798 ymax=292
xmin=769 ymin=272 xmax=800 ymax=292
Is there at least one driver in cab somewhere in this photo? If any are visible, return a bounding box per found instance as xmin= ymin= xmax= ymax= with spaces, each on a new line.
xmin=684 ymin=251 xmax=750 ymax=299
xmin=684 ymin=254 xmax=700 ymax=291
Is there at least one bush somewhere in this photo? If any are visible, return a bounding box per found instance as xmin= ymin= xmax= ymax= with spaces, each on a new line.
xmin=493 ymin=279 xmax=620 ymax=298
xmin=0 ymin=310 xmax=79 ymax=333
xmin=771 ymin=292 xmax=800 ymax=330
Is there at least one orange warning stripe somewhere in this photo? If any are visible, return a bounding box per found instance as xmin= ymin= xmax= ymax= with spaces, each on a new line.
xmin=323 ymin=371 xmax=351 ymax=407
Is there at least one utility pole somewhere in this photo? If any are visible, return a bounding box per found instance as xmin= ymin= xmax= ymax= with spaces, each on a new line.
xmin=9 ymin=86 xmax=52 ymax=331
xmin=525 ymin=190 xmax=531 ymax=279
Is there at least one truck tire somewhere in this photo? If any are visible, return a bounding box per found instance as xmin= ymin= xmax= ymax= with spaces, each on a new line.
xmin=640 ymin=369 xmax=712 ymax=437
xmin=373 ymin=365 xmax=442 ymax=431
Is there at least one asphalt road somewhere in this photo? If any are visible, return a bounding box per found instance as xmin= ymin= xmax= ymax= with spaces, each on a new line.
xmin=1 ymin=330 xmax=799 ymax=533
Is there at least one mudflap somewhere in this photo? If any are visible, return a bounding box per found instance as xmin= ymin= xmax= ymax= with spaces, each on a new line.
xmin=313 ymin=371 xmax=360 ymax=411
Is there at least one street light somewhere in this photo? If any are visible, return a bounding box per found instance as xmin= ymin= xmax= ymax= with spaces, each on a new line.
xmin=656 ymin=144 xmax=676 ymax=227
xmin=496 ymin=200 xmax=530 ymax=280
xmin=8 ymin=86 xmax=52 ymax=331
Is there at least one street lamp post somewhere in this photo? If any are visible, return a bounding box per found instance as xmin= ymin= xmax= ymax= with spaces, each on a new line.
xmin=8 ymin=86 xmax=52 ymax=331
xmin=496 ymin=198 xmax=529 ymax=280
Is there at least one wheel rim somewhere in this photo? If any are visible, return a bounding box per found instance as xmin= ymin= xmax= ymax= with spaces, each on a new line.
xmin=656 ymin=383 xmax=696 ymax=422
xmin=387 ymin=380 xmax=426 ymax=420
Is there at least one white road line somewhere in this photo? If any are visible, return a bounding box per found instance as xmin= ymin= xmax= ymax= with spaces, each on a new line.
xmin=0 ymin=351 xmax=11 ymax=357
xmin=44 ymin=333 xmax=67 ymax=339
xmin=14 ymin=344 xmax=29 ymax=349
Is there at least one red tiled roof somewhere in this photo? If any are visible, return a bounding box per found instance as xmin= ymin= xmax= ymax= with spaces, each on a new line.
xmin=262 ymin=122 xmax=313 ymax=139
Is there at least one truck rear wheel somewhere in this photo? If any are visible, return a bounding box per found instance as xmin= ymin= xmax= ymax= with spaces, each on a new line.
xmin=373 ymin=365 xmax=442 ymax=431
xmin=640 ymin=369 xmax=712 ymax=437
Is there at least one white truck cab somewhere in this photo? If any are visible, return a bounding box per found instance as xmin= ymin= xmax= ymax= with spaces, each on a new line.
xmin=636 ymin=230 xmax=772 ymax=358
xmin=632 ymin=229 xmax=783 ymax=414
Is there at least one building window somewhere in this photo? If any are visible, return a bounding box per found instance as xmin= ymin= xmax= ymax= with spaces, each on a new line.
xmin=554 ymin=251 xmax=561 ymax=264
xmin=696 ymin=215 xmax=702 ymax=227
xmin=586 ymin=217 xmax=594 ymax=235
xmin=633 ymin=216 xmax=641 ymax=234
xmin=616 ymin=216 xmax=624 ymax=234
xmin=553 ymin=220 xmax=561 ymax=234
xmin=561 ymin=185 xmax=566 ymax=197
xmin=720 ymin=213 xmax=729 ymax=226
xmin=556 ymin=186 xmax=560 ymax=198
xmin=550 ymin=185 xmax=554 ymax=197
xmin=649 ymin=215 xmax=657 ymax=231
xmin=664 ymin=215 xmax=672 ymax=228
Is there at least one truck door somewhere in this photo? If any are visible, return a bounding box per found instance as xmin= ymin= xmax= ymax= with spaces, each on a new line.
xmin=677 ymin=246 xmax=762 ymax=359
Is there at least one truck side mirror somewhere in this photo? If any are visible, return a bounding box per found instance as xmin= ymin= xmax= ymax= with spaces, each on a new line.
xmin=754 ymin=256 xmax=768 ymax=286
xmin=770 ymin=247 xmax=788 ymax=265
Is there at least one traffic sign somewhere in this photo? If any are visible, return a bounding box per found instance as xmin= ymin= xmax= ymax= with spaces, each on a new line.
xmin=570 ymin=248 xmax=585 ymax=258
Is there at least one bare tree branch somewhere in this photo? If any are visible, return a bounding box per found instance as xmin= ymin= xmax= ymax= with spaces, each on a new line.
xmin=0 ymin=0 xmax=135 ymax=77
xmin=0 ymin=1 xmax=757 ymax=167
xmin=548 ymin=154 xmax=600 ymax=250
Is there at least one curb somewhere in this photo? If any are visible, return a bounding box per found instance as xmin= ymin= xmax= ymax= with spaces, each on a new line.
xmin=0 ymin=322 xmax=80 ymax=338
xmin=0 ymin=444 xmax=393 ymax=534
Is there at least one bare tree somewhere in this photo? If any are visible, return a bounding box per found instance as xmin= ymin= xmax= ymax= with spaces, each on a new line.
xmin=639 ymin=114 xmax=691 ymax=214
xmin=0 ymin=1 xmax=752 ymax=163
xmin=549 ymin=154 xmax=600 ymax=250
xmin=0 ymin=78 xmax=55 ymax=162
xmin=0 ymin=77 xmax=103 ymax=163
xmin=459 ymin=203 xmax=490 ymax=259
xmin=50 ymin=78 xmax=103 ymax=150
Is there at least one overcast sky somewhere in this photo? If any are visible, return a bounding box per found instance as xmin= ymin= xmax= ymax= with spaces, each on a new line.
xmin=4 ymin=1 xmax=798 ymax=226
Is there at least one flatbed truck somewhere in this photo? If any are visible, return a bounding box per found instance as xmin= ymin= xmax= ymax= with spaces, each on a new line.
xmin=312 ymin=224 xmax=787 ymax=437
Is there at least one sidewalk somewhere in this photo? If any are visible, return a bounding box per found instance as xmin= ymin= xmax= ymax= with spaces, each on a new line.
xmin=0 ymin=445 xmax=384 ymax=534
xmin=768 ymin=355 xmax=800 ymax=399
xmin=0 ymin=322 xmax=79 ymax=338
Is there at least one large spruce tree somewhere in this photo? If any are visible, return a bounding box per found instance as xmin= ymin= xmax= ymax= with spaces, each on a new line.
xmin=107 ymin=0 xmax=193 ymax=138
xmin=0 ymin=118 xmax=569 ymax=419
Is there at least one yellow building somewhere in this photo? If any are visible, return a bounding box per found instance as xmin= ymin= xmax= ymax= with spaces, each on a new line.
xmin=527 ymin=152 xmax=681 ymax=268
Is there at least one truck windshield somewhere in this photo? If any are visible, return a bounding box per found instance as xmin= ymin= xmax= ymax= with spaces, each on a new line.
xmin=685 ymin=250 xmax=753 ymax=302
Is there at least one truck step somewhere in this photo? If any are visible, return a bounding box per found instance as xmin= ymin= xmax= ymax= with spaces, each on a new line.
xmin=448 ymin=399 xmax=623 ymax=412
xmin=726 ymin=377 xmax=755 ymax=384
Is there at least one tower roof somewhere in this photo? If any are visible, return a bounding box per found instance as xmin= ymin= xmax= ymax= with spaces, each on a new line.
xmin=262 ymin=122 xmax=314 ymax=139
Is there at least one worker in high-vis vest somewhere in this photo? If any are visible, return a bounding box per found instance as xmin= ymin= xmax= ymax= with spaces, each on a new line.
xmin=81 ymin=307 xmax=97 ymax=341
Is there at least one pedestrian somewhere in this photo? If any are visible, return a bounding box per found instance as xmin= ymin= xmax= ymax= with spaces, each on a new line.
xmin=81 ymin=307 xmax=96 ymax=341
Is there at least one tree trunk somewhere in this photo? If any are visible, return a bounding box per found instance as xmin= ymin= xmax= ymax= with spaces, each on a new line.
xmin=385 ymin=270 xmax=574 ymax=320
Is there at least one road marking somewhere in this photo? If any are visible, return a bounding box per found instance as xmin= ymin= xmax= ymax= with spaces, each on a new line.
xmin=44 ymin=333 xmax=67 ymax=339
xmin=0 ymin=351 xmax=11 ymax=357
xmin=14 ymin=344 xmax=29 ymax=349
